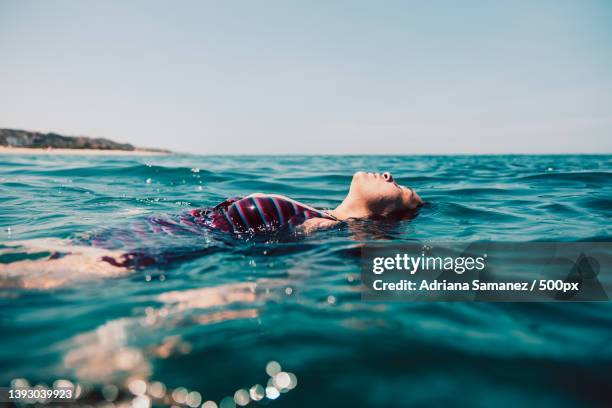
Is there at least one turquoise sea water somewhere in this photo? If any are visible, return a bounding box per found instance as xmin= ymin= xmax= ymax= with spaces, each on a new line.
xmin=0 ymin=154 xmax=611 ymax=407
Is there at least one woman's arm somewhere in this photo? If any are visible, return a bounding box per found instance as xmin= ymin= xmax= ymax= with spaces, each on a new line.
xmin=0 ymin=239 xmax=130 ymax=289
xmin=299 ymin=217 xmax=339 ymax=234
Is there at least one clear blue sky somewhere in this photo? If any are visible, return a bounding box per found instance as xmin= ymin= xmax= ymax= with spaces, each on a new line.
xmin=1 ymin=0 xmax=611 ymax=154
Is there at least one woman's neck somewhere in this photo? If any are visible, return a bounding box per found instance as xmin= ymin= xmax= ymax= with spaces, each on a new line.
xmin=329 ymin=196 xmax=371 ymax=220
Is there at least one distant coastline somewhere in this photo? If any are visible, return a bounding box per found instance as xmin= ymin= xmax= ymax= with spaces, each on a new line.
xmin=0 ymin=128 xmax=171 ymax=155
xmin=0 ymin=146 xmax=170 ymax=156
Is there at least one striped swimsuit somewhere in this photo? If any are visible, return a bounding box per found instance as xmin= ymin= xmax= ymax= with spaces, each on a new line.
xmin=191 ymin=194 xmax=338 ymax=234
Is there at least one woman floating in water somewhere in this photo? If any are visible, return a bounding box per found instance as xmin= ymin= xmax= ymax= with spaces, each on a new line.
xmin=197 ymin=171 xmax=421 ymax=233
xmin=0 ymin=171 xmax=422 ymax=288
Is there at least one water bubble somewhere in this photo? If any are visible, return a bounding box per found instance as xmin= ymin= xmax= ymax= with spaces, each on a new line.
xmin=171 ymin=387 xmax=188 ymax=404
xmin=219 ymin=396 xmax=236 ymax=408
xmin=145 ymin=275 xmax=152 ymax=282
xmin=191 ymin=167 xmax=200 ymax=173
xmin=233 ymin=389 xmax=250 ymax=406
xmin=128 ymin=379 xmax=147 ymax=396
xmin=102 ymin=384 xmax=119 ymax=401
xmin=10 ymin=378 xmax=29 ymax=388
xmin=202 ymin=401 xmax=218 ymax=408
xmin=197 ymin=186 xmax=203 ymax=191
xmin=132 ymin=395 xmax=151 ymax=408
xmin=145 ymin=178 xmax=152 ymax=184
xmin=273 ymin=372 xmax=291 ymax=389
xmin=53 ymin=379 xmax=74 ymax=389
xmin=34 ymin=384 xmax=50 ymax=403
xmin=265 ymin=386 xmax=280 ymax=400
xmin=148 ymin=381 xmax=166 ymax=399
xmin=285 ymin=287 xmax=293 ymax=295
xmin=287 ymin=372 xmax=298 ymax=390
xmin=327 ymin=295 xmax=337 ymax=305
xmin=249 ymin=385 xmax=264 ymax=402
xmin=186 ymin=391 xmax=202 ymax=407
xmin=265 ymin=361 xmax=281 ymax=376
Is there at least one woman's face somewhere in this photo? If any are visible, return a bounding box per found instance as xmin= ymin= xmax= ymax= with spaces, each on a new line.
xmin=348 ymin=171 xmax=422 ymax=217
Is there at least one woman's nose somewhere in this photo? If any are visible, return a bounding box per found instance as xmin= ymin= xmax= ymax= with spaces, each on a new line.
xmin=383 ymin=172 xmax=393 ymax=182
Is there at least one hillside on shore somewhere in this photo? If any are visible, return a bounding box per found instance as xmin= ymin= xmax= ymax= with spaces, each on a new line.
xmin=0 ymin=128 xmax=170 ymax=153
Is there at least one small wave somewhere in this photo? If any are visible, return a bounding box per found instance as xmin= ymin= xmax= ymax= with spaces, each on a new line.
xmin=17 ymin=163 xmax=225 ymax=182
xmin=577 ymin=197 xmax=612 ymax=214
xmin=441 ymin=202 xmax=524 ymax=222
xmin=519 ymin=171 xmax=611 ymax=184
xmin=575 ymin=235 xmax=612 ymax=242
xmin=441 ymin=187 xmax=517 ymax=196
xmin=536 ymin=203 xmax=583 ymax=216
